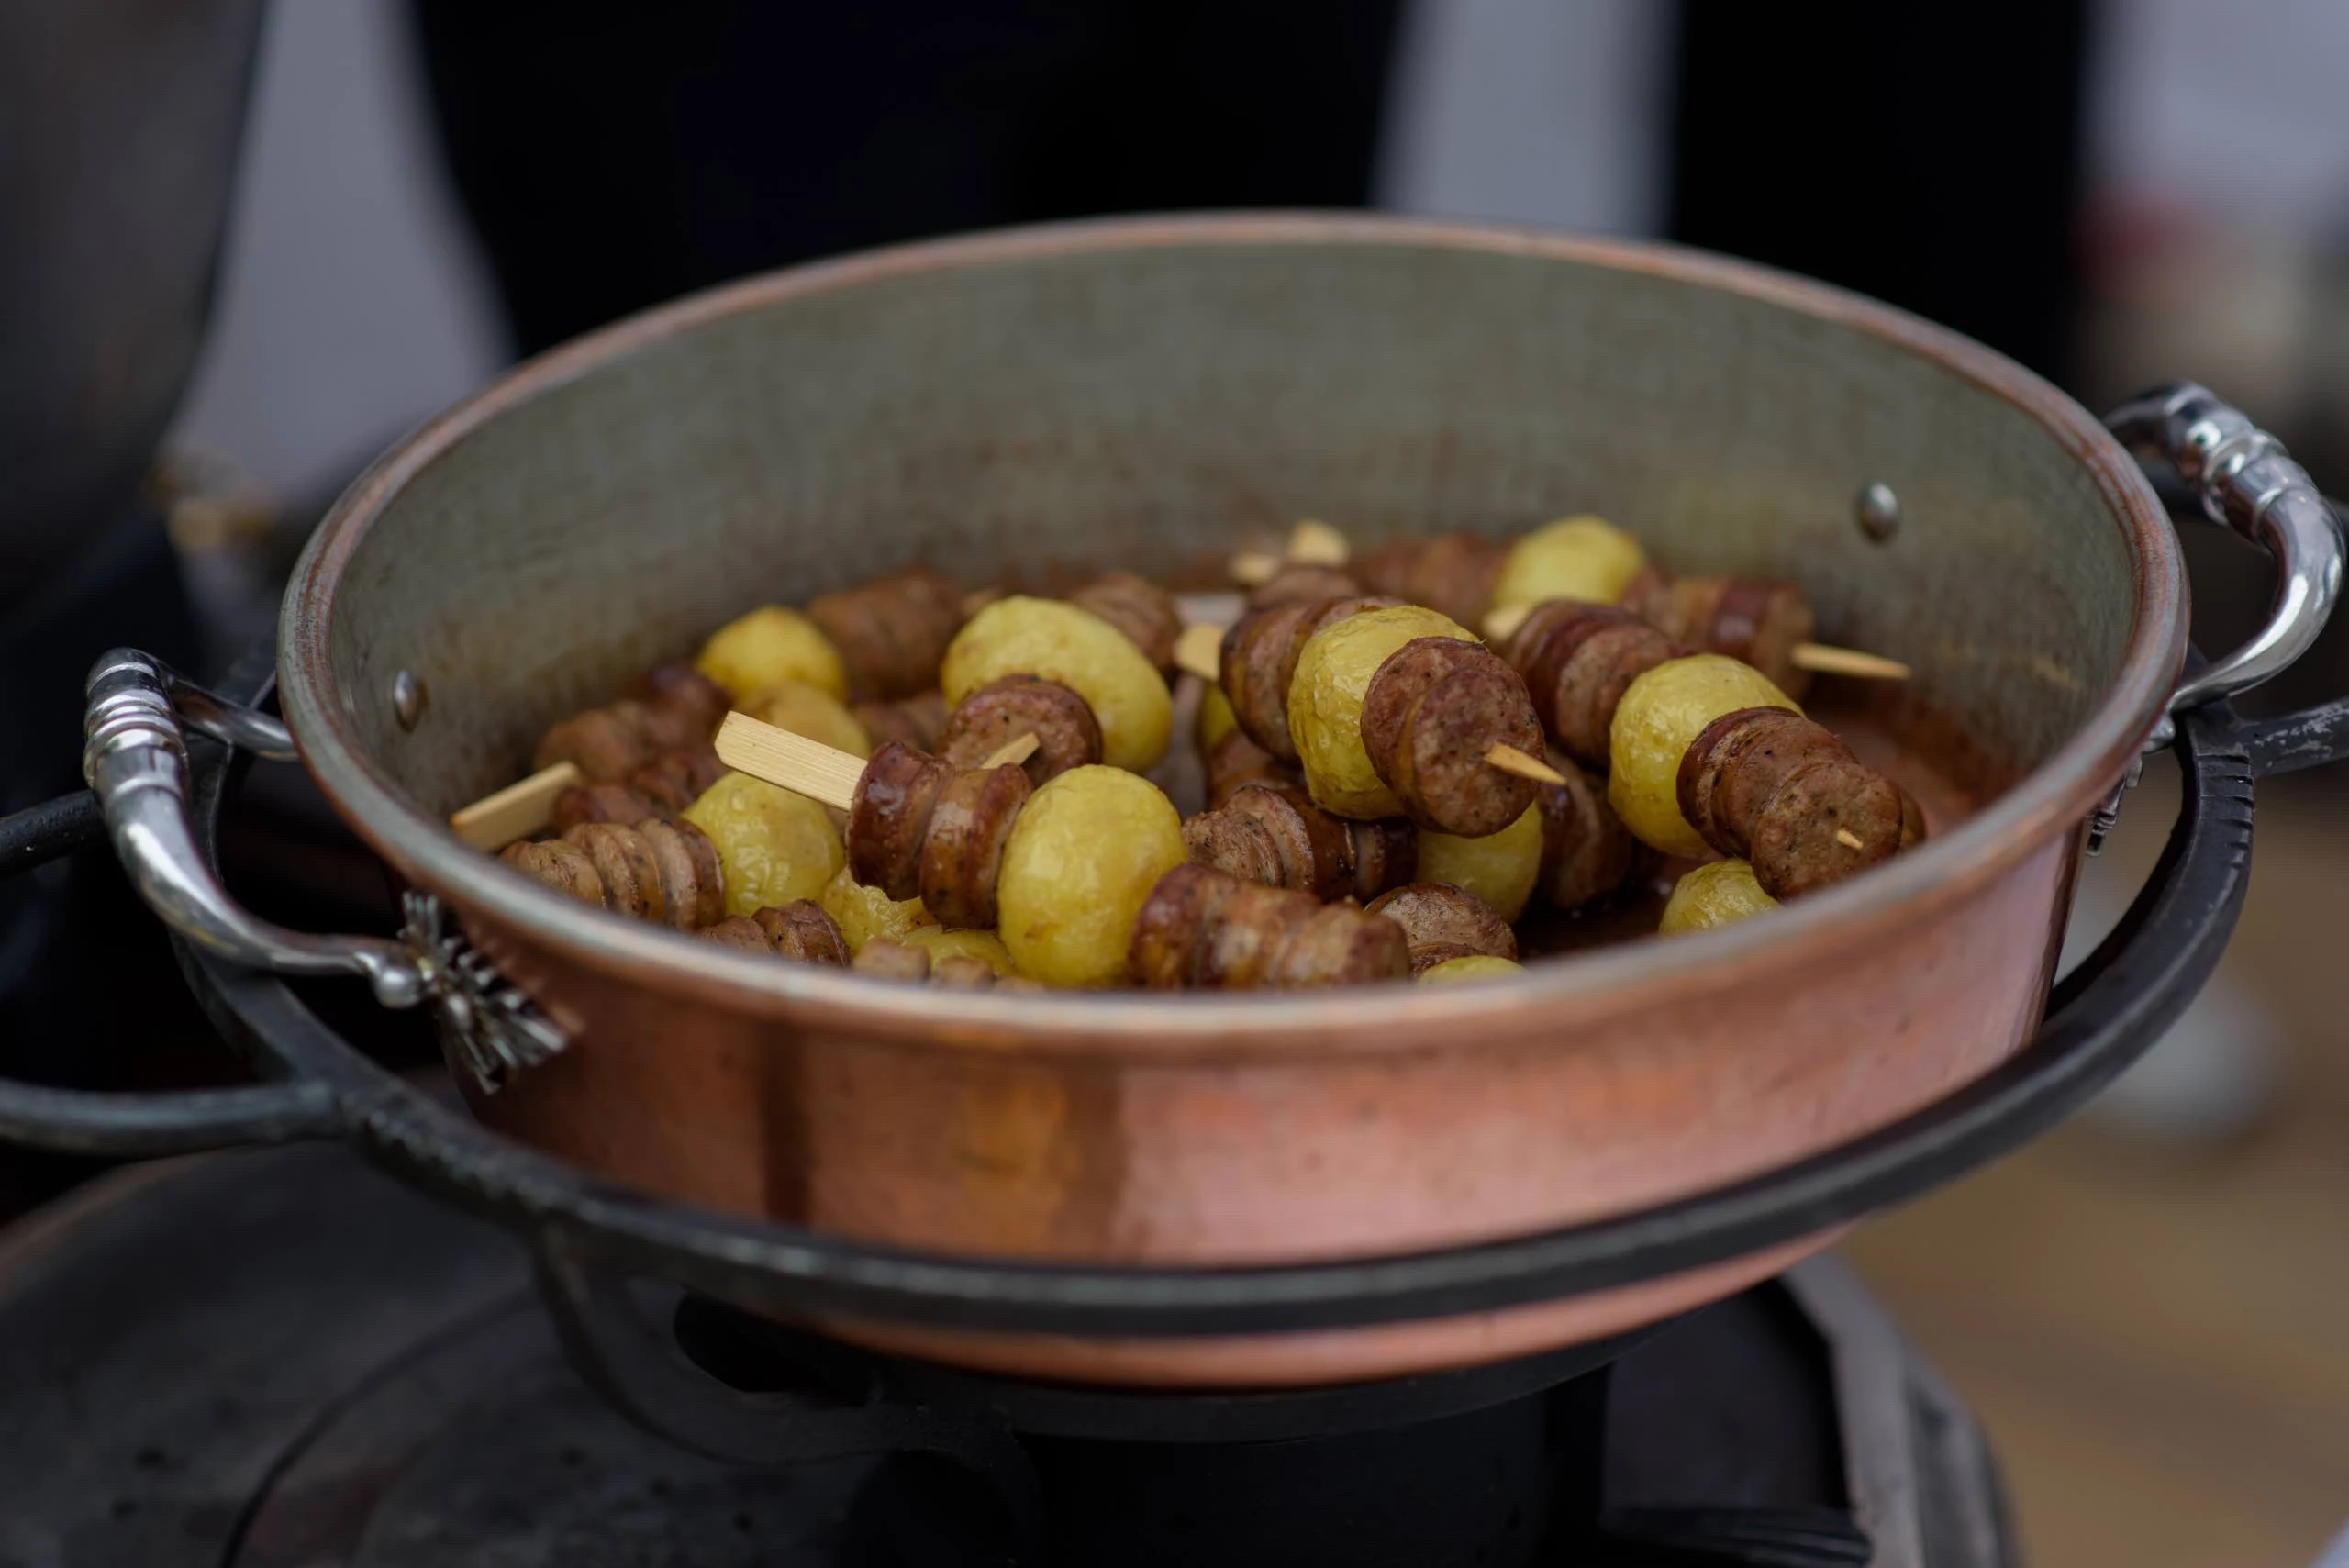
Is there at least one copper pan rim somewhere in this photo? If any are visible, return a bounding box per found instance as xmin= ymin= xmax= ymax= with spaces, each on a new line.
xmin=279 ymin=211 xmax=2186 ymax=1055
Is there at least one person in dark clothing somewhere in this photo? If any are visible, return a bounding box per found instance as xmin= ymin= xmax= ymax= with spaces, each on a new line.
xmin=408 ymin=2 xmax=1408 ymax=357
xmin=1669 ymin=1 xmax=2090 ymax=386
xmin=410 ymin=3 xmax=2090 ymax=382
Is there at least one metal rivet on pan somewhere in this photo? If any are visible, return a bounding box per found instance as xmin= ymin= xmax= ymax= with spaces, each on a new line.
xmin=1855 ymin=482 xmax=1901 ymax=542
xmin=392 ymin=671 xmax=429 ymax=731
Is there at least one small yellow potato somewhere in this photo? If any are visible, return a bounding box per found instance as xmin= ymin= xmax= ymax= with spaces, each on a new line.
xmin=1659 ymin=858 xmax=1780 ymax=935
xmin=996 ymin=765 xmax=1186 ymax=987
xmin=1608 ymin=654 xmax=1798 ymax=858
xmin=696 ymin=606 xmax=849 ymax=703
xmin=1490 ymin=516 xmax=1648 ymax=609
xmin=1196 ymin=681 xmax=1239 ymax=753
xmin=899 ymin=927 xmax=1017 ymax=974
xmin=1418 ymin=954 xmax=1525 ymax=985
xmin=1416 ymin=802 xmax=1543 ymax=921
xmin=683 ymin=771 xmax=845 ymax=917
xmin=819 ymin=864 xmax=935 ymax=952
xmin=943 ymin=596 xmax=1171 ymax=773
xmin=752 ymin=680 xmax=871 ymax=757
xmin=1288 ymin=604 xmax=1475 ymax=820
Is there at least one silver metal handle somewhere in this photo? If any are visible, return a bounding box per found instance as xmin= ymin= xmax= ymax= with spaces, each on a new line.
xmin=2105 ymin=382 xmax=2345 ymax=743
xmin=82 ymin=649 xmax=429 ymax=1008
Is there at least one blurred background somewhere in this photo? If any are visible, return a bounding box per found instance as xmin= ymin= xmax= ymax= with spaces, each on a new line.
xmin=6 ymin=4 xmax=2348 ymax=1562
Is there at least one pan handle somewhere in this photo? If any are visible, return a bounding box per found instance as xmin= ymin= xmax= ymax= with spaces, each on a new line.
xmin=0 ymin=651 xmax=383 ymax=1156
xmin=2106 ymin=382 xmax=2345 ymax=740
xmin=82 ymin=649 xmax=431 ymax=1006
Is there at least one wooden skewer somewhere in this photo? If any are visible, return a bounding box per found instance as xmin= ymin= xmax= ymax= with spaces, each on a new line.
xmin=449 ymin=762 xmax=581 ymax=851
xmin=715 ymin=712 xmax=863 ymax=811
xmin=1228 ymin=517 xmax=1352 ymax=586
xmin=1481 ymin=604 xmax=1531 ymax=643
xmin=1834 ymin=828 xmax=1865 ymax=850
xmin=1174 ymin=622 xmax=1225 ymax=684
xmin=1286 ymin=517 xmax=1350 ymax=566
xmin=1229 ymin=550 xmax=1281 ymax=586
xmin=1789 ymin=643 xmax=1912 ymax=681
xmin=1483 ymin=743 xmax=1567 ymax=786
xmin=981 ymin=732 xmax=1041 ymax=771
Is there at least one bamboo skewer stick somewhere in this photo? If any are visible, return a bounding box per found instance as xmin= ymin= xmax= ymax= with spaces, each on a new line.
xmin=715 ymin=712 xmax=863 ymax=811
xmin=1230 ymin=518 xmax=1350 ymax=585
xmin=1788 ymin=643 xmax=1912 ymax=681
xmin=981 ymin=732 xmax=1041 ymax=771
xmin=1286 ymin=517 xmax=1350 ymax=565
xmin=1174 ymin=622 xmax=1225 ymax=684
xmin=449 ymin=762 xmax=580 ymax=851
xmin=1481 ymin=604 xmax=1533 ymax=643
xmin=1228 ymin=550 xmax=1282 ymax=586
xmin=1483 ymin=743 xmax=1567 ymax=786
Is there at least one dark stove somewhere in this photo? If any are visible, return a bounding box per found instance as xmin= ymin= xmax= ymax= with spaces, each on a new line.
xmin=0 ymin=1134 xmax=2010 ymax=1567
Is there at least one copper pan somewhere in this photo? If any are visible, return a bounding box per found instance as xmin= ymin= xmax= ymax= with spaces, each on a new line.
xmin=80 ymin=217 xmax=2267 ymax=1385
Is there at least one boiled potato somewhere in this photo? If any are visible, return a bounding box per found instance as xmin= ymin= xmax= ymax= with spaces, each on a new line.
xmin=900 ymin=927 xmax=1017 ymax=974
xmin=819 ymin=864 xmax=935 ymax=952
xmin=943 ymin=596 xmax=1171 ymax=773
xmin=1196 ymin=681 xmax=1239 ymax=753
xmin=696 ymin=606 xmax=848 ymax=703
xmin=1659 ymin=858 xmax=1779 ymax=935
xmin=1490 ymin=516 xmax=1648 ymax=609
xmin=752 ymin=680 xmax=871 ymax=756
xmin=996 ymin=765 xmax=1186 ymax=987
xmin=1288 ymin=604 xmax=1475 ymax=820
xmin=1418 ymin=954 xmax=1525 ymax=985
xmin=1416 ymin=802 xmax=1543 ymax=921
xmin=683 ymin=771 xmax=845 ymax=917
xmin=1608 ymin=654 xmax=1798 ymax=858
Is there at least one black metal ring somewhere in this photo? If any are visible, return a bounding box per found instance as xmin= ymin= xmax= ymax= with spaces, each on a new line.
xmin=173 ymin=665 xmax=2258 ymax=1340
xmin=0 ymin=790 xmax=103 ymax=878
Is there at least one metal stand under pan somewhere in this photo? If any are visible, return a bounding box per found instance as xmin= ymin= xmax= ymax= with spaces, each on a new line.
xmin=0 ymin=1135 xmax=2003 ymax=1567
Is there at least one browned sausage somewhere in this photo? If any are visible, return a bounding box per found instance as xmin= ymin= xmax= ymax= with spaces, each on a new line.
xmin=1127 ymin=864 xmax=1410 ymax=990
xmin=1219 ymin=595 xmax=1404 ymax=763
xmin=1353 ymin=534 xmax=1508 ymax=628
xmin=1247 ymin=562 xmax=1364 ymax=610
xmin=1677 ymin=707 xmax=1904 ymax=898
xmin=1625 ymin=575 xmax=1817 ymax=701
xmin=1069 ymin=572 xmax=1183 ymax=678
xmin=700 ymin=902 xmax=849 ymax=966
xmin=855 ymin=690 xmax=950 ymax=753
xmin=550 ymin=781 xmax=664 ymax=835
xmin=845 ymin=740 xmax=1035 ymax=929
xmin=916 ymin=763 xmax=1031 ymax=929
xmin=752 ymin=901 xmax=851 ymax=965
xmin=1532 ymin=751 xmax=1641 ymax=911
xmin=807 ymin=565 xmax=970 ymax=702
xmin=1364 ymin=883 xmax=1518 ymax=967
xmin=1204 ymin=727 xmax=1301 ymax=809
xmin=534 ymin=663 xmax=732 ymax=780
xmin=1183 ymin=783 xmax=1418 ymax=904
xmin=939 ymin=673 xmax=1103 ymax=785
xmin=1500 ymin=601 xmax=1688 ymax=767
xmin=1357 ymin=636 xmax=1543 ymax=838
xmin=501 ymin=817 xmax=726 ymax=929
xmin=852 ymin=938 xmax=932 ymax=982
